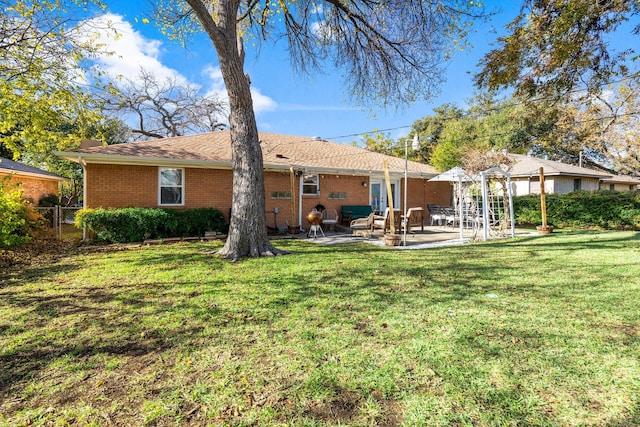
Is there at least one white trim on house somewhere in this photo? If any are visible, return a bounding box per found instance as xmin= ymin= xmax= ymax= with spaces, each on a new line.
xmin=158 ymin=167 xmax=185 ymax=207
xmin=55 ymin=151 xmax=436 ymax=180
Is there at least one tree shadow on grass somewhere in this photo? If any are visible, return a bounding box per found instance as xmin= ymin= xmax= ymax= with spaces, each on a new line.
xmin=607 ymin=403 xmax=640 ymax=426
xmin=1 ymin=235 xmax=638 ymax=424
xmin=487 ymin=229 xmax=640 ymax=251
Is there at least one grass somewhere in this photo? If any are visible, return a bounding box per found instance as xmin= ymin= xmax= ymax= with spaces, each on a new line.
xmin=0 ymin=230 xmax=639 ymax=426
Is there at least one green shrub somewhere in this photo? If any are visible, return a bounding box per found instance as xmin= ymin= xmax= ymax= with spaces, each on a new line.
xmin=167 ymin=208 xmax=226 ymax=237
xmin=0 ymin=179 xmax=46 ymax=247
xmin=76 ymin=207 xmax=226 ymax=243
xmin=38 ymin=193 xmax=61 ymax=207
xmin=513 ymin=190 xmax=640 ymax=230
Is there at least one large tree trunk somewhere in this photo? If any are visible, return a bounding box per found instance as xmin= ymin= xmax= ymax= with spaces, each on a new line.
xmin=187 ymin=0 xmax=287 ymax=260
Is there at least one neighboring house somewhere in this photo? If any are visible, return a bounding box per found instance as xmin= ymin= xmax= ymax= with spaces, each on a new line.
xmin=0 ymin=157 xmax=67 ymax=204
xmin=600 ymin=174 xmax=640 ymax=192
xmin=57 ymin=131 xmax=451 ymax=227
xmin=509 ymin=154 xmax=613 ymax=196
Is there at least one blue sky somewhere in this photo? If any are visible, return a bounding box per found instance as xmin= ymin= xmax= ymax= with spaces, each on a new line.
xmin=84 ymin=2 xmax=610 ymax=144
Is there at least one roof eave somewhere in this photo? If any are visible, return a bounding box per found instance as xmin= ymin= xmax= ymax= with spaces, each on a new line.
xmin=55 ymin=151 xmax=233 ymax=170
xmin=58 ymin=151 xmax=436 ymax=178
xmin=0 ymin=168 xmax=68 ymax=181
xmin=512 ymin=171 xmax=612 ymax=179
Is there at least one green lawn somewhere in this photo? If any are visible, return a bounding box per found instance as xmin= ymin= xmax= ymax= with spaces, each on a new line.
xmin=1 ymin=231 xmax=639 ymax=426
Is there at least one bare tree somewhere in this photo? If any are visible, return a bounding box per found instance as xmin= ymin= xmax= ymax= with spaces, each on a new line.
xmin=153 ymin=0 xmax=483 ymax=260
xmin=106 ymin=68 xmax=228 ymax=139
xmin=561 ymin=80 xmax=640 ymax=175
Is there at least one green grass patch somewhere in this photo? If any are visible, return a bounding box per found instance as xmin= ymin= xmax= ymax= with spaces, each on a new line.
xmin=1 ymin=231 xmax=639 ymax=425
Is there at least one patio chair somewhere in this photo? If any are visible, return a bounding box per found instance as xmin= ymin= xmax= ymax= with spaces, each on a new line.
xmin=402 ymin=207 xmax=425 ymax=233
xmin=350 ymin=212 xmax=375 ymax=234
xmin=321 ymin=208 xmax=339 ymax=231
xmin=427 ymin=204 xmax=443 ymax=225
xmin=442 ymin=207 xmax=456 ymax=227
xmin=372 ymin=208 xmax=402 ymax=233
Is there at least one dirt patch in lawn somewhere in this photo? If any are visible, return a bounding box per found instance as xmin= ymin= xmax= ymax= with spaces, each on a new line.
xmin=304 ymin=387 xmax=404 ymax=426
xmin=0 ymin=239 xmax=78 ymax=272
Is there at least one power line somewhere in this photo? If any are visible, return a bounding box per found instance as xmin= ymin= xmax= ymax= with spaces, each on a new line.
xmin=325 ymin=74 xmax=640 ymax=143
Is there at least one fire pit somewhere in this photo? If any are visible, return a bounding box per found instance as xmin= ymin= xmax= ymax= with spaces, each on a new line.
xmin=306 ymin=209 xmax=324 ymax=238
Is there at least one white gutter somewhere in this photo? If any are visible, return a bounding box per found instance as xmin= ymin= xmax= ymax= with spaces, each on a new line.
xmin=56 ymin=151 xmax=437 ymax=178
xmin=55 ymin=151 xmax=233 ymax=170
xmin=0 ymin=169 xmax=68 ymax=181
xmin=298 ymin=173 xmax=304 ymax=232
xmin=79 ymin=156 xmax=87 ymax=241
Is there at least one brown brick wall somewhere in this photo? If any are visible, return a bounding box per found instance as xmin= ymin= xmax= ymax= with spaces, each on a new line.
xmin=84 ymin=164 xmax=452 ymax=226
xmin=85 ymin=164 xmax=158 ymax=208
xmin=85 ymin=164 xmax=235 ymax=218
xmin=402 ymin=179 xmax=452 ymax=223
xmin=0 ymin=172 xmax=59 ymax=204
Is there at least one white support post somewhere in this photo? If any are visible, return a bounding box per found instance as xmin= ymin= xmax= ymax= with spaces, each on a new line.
xmin=481 ymin=172 xmax=489 ymax=241
xmin=458 ymin=177 xmax=463 ymax=240
xmin=507 ymin=175 xmax=515 ymax=238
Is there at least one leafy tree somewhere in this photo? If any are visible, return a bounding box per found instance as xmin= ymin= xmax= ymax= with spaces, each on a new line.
xmin=105 ymin=68 xmax=228 ymax=140
xmin=0 ymin=0 xmax=111 ymax=162
xmin=409 ymin=104 xmax=465 ymax=164
xmin=476 ymin=0 xmax=639 ymax=101
xmin=430 ymin=117 xmax=479 ymax=171
xmin=420 ymin=94 xmax=531 ymax=171
xmin=359 ymin=130 xmax=400 ymax=157
xmin=474 ymin=0 xmax=640 ymax=173
xmin=95 ymin=117 xmax=133 ymax=145
xmin=153 ymin=0 xmax=484 ymax=260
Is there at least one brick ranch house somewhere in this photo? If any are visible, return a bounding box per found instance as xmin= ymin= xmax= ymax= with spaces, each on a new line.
xmin=0 ymin=157 xmax=67 ymax=204
xmin=57 ymin=131 xmax=451 ymax=229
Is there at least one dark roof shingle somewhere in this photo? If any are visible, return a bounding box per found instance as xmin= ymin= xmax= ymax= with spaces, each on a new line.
xmin=0 ymin=157 xmax=66 ymax=180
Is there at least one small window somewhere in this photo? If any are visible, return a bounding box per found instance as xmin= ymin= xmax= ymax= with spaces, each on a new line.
xmin=302 ymin=174 xmax=319 ymax=195
xmin=610 ymin=184 xmax=615 ymax=191
xmin=573 ymin=179 xmax=582 ymax=191
xmin=159 ymin=168 xmax=184 ymax=205
xmin=328 ymin=192 xmax=347 ymax=200
xmin=271 ymin=191 xmax=291 ymax=199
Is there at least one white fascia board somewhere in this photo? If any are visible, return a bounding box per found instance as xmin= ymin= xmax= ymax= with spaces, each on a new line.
xmin=56 ymin=151 xmax=437 ymax=179
xmin=265 ymin=163 xmax=435 ymax=179
xmin=55 ymin=152 xmax=233 ymax=170
xmin=514 ymin=171 xmax=612 ymax=179
xmin=0 ymin=168 xmax=68 ymax=181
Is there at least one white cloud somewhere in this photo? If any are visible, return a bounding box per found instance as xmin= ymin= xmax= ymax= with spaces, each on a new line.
xmin=251 ymin=87 xmax=278 ymax=113
xmin=81 ymin=13 xmax=185 ymax=85
xmin=202 ymin=65 xmax=277 ymax=114
xmin=82 ymin=14 xmax=278 ymax=116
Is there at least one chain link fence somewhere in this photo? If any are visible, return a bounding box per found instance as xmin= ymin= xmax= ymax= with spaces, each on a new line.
xmin=35 ymin=206 xmax=83 ymax=240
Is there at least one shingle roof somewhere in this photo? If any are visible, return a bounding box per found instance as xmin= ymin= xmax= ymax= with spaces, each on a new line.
xmin=509 ymin=154 xmax=612 ymax=178
xmin=0 ymin=157 xmax=66 ymax=180
xmin=600 ymin=174 xmax=640 ymax=184
xmin=59 ymin=131 xmax=439 ymax=177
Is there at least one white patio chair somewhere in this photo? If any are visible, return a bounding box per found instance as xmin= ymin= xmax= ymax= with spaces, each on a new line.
xmin=321 ymin=208 xmax=339 ymax=231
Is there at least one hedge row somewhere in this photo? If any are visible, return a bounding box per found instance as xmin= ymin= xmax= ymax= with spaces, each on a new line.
xmin=513 ymin=191 xmax=640 ymax=230
xmin=76 ymin=207 xmax=226 ymax=243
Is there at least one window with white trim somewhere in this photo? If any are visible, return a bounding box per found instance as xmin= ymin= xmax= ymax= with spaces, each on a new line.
xmin=302 ymin=174 xmax=319 ymax=195
xmin=159 ymin=168 xmax=184 ymax=205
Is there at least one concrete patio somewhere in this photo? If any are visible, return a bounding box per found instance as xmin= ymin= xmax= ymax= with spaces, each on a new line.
xmin=290 ymin=225 xmax=499 ymax=249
